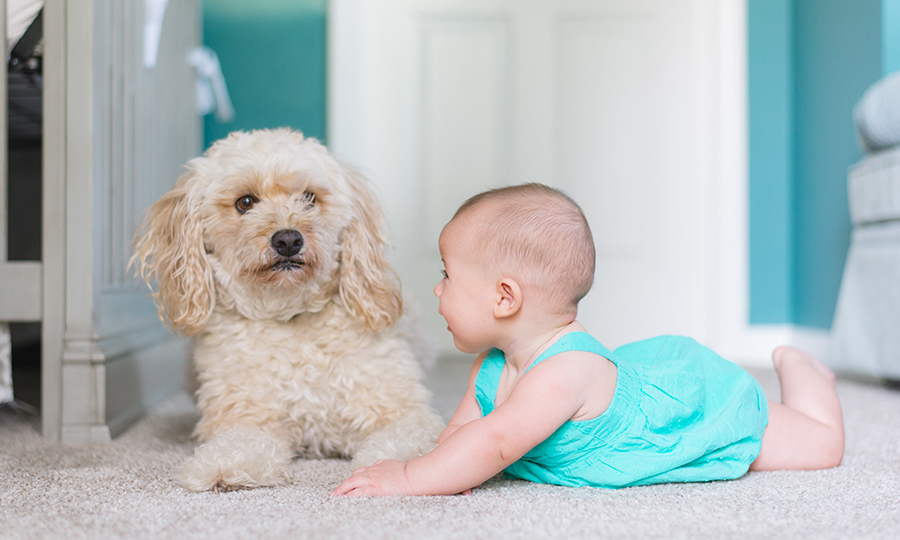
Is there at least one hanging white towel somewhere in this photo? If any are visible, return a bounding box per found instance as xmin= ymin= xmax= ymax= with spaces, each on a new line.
xmin=6 ymin=0 xmax=42 ymax=55
xmin=144 ymin=0 xmax=169 ymax=69
xmin=187 ymin=46 xmax=235 ymax=123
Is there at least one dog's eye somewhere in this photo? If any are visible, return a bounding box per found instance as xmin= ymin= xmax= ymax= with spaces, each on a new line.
xmin=235 ymin=195 xmax=258 ymax=214
xmin=302 ymin=191 xmax=316 ymax=209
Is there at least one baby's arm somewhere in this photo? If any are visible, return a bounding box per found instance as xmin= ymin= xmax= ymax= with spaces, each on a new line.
xmin=333 ymin=352 xmax=596 ymax=496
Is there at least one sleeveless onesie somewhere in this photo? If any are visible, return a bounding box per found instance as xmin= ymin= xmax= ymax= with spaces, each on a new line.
xmin=474 ymin=332 xmax=769 ymax=488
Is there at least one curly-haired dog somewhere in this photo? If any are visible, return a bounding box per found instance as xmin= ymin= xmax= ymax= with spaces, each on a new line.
xmin=132 ymin=128 xmax=443 ymax=492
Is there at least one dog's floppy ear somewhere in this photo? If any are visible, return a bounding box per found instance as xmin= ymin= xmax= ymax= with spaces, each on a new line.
xmin=130 ymin=167 xmax=215 ymax=336
xmin=337 ymin=166 xmax=403 ymax=332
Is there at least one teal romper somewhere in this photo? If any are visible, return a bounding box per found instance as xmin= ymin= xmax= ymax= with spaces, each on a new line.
xmin=475 ymin=332 xmax=769 ymax=488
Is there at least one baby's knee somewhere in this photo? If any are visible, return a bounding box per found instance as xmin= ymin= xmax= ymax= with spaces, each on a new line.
xmin=813 ymin=427 xmax=844 ymax=469
xmin=827 ymin=430 xmax=845 ymax=467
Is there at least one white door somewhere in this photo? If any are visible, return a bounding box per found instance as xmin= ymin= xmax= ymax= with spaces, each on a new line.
xmin=330 ymin=0 xmax=731 ymax=356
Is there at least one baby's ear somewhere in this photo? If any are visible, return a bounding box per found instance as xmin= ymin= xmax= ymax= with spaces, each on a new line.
xmin=336 ymin=164 xmax=403 ymax=332
xmin=494 ymin=278 xmax=522 ymax=319
xmin=130 ymin=165 xmax=216 ymax=336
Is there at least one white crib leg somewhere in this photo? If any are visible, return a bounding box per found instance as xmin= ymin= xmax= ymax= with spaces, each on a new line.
xmin=0 ymin=323 xmax=13 ymax=404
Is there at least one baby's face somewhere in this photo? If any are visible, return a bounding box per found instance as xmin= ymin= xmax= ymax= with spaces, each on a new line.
xmin=434 ymin=219 xmax=500 ymax=354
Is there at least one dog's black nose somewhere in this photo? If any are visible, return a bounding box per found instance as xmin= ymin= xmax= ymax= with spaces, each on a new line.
xmin=271 ymin=229 xmax=304 ymax=257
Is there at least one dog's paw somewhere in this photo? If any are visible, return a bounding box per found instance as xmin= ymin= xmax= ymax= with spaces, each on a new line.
xmin=176 ymin=426 xmax=293 ymax=492
xmin=350 ymin=409 xmax=444 ymax=468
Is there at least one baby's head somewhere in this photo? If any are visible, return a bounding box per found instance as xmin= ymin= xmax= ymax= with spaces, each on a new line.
xmin=443 ymin=183 xmax=595 ymax=315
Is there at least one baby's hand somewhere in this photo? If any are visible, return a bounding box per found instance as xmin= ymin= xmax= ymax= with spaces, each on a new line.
xmin=331 ymin=459 xmax=413 ymax=497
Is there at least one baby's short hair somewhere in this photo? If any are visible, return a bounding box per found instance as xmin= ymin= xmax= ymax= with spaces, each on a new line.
xmin=452 ymin=183 xmax=595 ymax=312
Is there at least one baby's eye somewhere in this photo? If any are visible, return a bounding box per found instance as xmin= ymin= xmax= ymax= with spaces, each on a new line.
xmin=439 ymin=268 xmax=448 ymax=279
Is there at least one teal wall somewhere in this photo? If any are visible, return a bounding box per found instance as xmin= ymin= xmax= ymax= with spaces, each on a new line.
xmin=748 ymin=0 xmax=794 ymax=324
xmin=792 ymin=0 xmax=882 ymax=328
xmin=885 ymin=0 xmax=900 ymax=73
xmin=202 ymin=0 xmax=327 ymax=150
xmin=748 ymin=0 xmax=886 ymax=329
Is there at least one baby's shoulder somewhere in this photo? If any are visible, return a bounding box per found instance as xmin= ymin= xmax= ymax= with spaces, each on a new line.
xmin=530 ymin=344 xmax=616 ymax=385
xmin=545 ymin=330 xmax=614 ymax=361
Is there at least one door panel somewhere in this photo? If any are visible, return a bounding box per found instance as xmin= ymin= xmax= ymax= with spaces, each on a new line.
xmin=412 ymin=16 xmax=511 ymax=253
xmin=330 ymin=0 xmax=716 ymax=354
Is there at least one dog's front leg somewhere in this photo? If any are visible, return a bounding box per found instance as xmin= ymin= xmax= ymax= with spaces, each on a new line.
xmin=177 ymin=425 xmax=293 ymax=492
xmin=350 ymin=407 xmax=443 ymax=469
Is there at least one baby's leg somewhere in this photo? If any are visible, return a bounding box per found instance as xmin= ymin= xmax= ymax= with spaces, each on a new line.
xmin=749 ymin=346 xmax=844 ymax=471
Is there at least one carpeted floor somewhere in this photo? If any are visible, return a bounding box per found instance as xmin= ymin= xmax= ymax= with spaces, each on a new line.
xmin=1 ymin=357 xmax=899 ymax=540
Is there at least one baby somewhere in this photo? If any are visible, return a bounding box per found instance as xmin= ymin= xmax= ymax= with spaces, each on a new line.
xmin=333 ymin=183 xmax=844 ymax=496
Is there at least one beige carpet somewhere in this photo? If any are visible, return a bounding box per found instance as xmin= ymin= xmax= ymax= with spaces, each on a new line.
xmin=1 ymin=358 xmax=899 ymax=540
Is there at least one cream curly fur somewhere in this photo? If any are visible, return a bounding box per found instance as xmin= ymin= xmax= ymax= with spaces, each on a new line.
xmin=131 ymin=128 xmax=443 ymax=492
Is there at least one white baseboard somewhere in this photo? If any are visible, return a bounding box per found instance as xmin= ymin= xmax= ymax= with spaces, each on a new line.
xmin=717 ymin=324 xmax=831 ymax=369
xmin=61 ymin=424 xmax=112 ymax=444
xmin=786 ymin=326 xmax=832 ymax=364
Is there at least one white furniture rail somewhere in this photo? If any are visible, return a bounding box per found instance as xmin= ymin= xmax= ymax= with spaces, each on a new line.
xmin=2 ymin=0 xmax=199 ymax=440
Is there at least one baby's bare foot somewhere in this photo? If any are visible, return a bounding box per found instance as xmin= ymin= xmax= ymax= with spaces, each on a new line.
xmin=772 ymin=346 xmax=836 ymax=387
